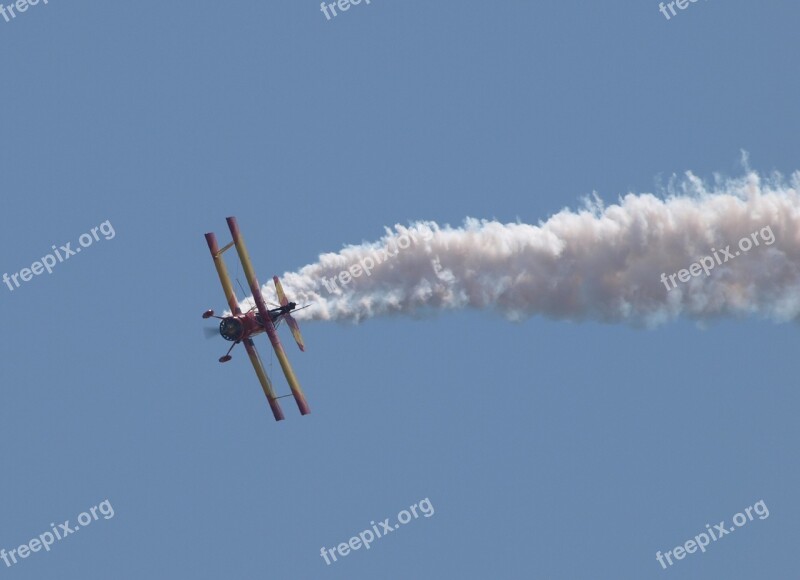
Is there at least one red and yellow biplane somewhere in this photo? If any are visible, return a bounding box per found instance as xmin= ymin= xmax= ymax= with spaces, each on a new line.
xmin=202 ymin=216 xmax=310 ymax=421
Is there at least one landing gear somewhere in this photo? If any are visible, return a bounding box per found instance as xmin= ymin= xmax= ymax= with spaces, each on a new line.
xmin=218 ymin=341 xmax=238 ymax=363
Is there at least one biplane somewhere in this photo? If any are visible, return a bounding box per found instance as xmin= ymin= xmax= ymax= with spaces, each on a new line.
xmin=202 ymin=217 xmax=310 ymax=421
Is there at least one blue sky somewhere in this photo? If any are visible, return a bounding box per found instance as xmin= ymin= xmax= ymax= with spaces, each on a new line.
xmin=1 ymin=2 xmax=798 ymax=578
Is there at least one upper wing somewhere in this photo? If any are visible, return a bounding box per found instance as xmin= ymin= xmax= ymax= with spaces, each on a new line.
xmin=225 ymin=217 xmax=311 ymax=416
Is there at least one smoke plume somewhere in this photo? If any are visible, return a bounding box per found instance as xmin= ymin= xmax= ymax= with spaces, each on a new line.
xmin=243 ymin=170 xmax=800 ymax=327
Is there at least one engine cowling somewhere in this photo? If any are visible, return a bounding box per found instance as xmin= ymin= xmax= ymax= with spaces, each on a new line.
xmin=219 ymin=317 xmax=244 ymax=341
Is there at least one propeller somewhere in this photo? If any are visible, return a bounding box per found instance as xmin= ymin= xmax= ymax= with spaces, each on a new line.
xmin=203 ymin=326 xmax=219 ymax=339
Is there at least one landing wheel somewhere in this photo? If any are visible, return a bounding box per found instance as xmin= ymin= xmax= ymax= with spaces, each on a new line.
xmin=219 ymin=355 xmax=232 ymax=363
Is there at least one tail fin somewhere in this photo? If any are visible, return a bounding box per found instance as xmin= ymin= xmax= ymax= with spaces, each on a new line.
xmin=285 ymin=315 xmax=305 ymax=352
xmin=274 ymin=276 xmax=305 ymax=351
xmin=273 ymin=275 xmax=289 ymax=307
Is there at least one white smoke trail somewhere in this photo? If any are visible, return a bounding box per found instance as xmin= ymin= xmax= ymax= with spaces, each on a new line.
xmin=244 ymin=170 xmax=800 ymax=326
